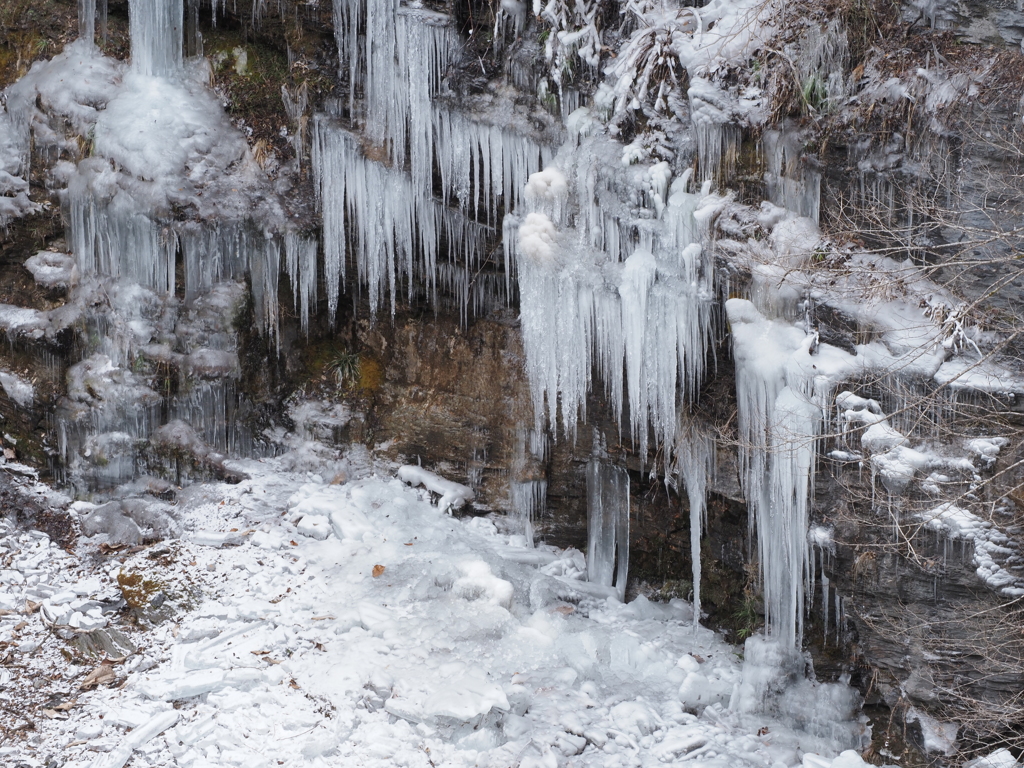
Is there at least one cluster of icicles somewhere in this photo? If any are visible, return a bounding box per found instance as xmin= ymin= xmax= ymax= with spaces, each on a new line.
xmin=57 ymin=0 xmax=830 ymax=649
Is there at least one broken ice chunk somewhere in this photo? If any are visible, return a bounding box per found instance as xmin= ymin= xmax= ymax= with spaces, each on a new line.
xmin=136 ymin=668 xmax=227 ymax=700
xmin=396 ymin=465 xmax=474 ymax=512
xmin=190 ymin=530 xmax=245 ymax=548
xmin=296 ymin=514 xmax=330 ymax=540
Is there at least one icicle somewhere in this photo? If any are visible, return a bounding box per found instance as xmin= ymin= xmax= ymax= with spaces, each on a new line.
xmin=433 ymin=109 xmax=555 ymax=225
xmin=763 ymin=387 xmax=820 ymax=648
xmin=586 ymin=457 xmax=630 ymax=601
xmin=313 ymin=118 xmax=496 ymax=321
xmin=620 ymin=249 xmax=656 ymax=455
xmin=821 ymin=566 xmax=830 ymax=641
xmin=99 ymin=0 xmax=108 ymax=44
xmin=67 ymin=166 xmax=177 ymax=294
xmin=515 ymin=166 xmax=714 ymax=454
xmin=728 ymin=298 xmax=827 ymax=648
xmin=689 ymin=79 xmax=741 ymax=182
xmin=250 ymin=236 xmax=281 ymax=347
xmin=129 ymin=0 xmax=184 ymax=77
xmin=330 ymin=0 xmax=457 ymax=171
xmin=284 ymin=232 xmax=318 ymax=336
xmin=763 ymin=128 xmax=822 ymax=224
xmin=312 ymin=120 xmax=432 ymax=319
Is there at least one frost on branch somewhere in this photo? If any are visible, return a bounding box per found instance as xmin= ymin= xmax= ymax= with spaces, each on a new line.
xmin=605 ymin=5 xmax=692 ymax=119
xmin=539 ymin=0 xmax=604 ymax=84
xmin=921 ymin=295 xmax=982 ymax=358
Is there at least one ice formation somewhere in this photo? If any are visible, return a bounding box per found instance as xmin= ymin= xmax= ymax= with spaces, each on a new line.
xmin=513 ymin=150 xmax=717 ymax=457
xmin=312 ymin=111 xmax=551 ymax=319
xmin=0 ymin=111 xmax=37 ymax=227
xmin=917 ymin=503 xmax=1024 ymax=597
xmin=315 ymin=0 xmax=559 ymax=319
xmin=586 ymin=459 xmax=630 ymax=601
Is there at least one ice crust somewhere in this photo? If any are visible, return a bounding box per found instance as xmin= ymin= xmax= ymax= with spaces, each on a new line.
xmin=0 ymin=456 xmax=870 ymax=767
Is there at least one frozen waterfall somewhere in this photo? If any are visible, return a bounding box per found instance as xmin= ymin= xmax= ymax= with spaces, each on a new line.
xmin=47 ymin=0 xmax=858 ymax=657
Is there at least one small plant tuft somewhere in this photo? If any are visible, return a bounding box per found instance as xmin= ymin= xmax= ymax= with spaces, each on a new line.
xmin=329 ymin=350 xmax=361 ymax=386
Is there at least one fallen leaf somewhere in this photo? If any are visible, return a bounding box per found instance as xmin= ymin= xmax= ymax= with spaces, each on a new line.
xmin=24 ymin=600 xmax=40 ymax=614
xmin=42 ymin=709 xmax=68 ymax=719
xmin=372 ymin=565 xmax=386 ymax=578
xmin=79 ymin=664 xmax=116 ymax=690
xmin=289 ymin=679 xmax=300 ymax=689
xmin=404 ymin=542 xmax=414 ymax=546
xmin=53 ymin=699 xmax=78 ymax=711
xmin=290 ymin=540 xmax=298 ymax=546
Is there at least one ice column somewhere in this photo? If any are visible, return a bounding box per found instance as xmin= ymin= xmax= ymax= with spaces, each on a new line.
xmin=250 ymin=237 xmax=281 ymax=346
xmin=586 ymin=459 xmax=630 ymax=601
xmin=510 ymin=481 xmax=545 ymax=547
xmin=79 ymin=0 xmax=97 ymax=47
xmin=764 ymin=387 xmax=820 ymax=648
xmin=130 ymin=0 xmax=184 ymax=77
xmin=675 ymin=422 xmax=713 ymax=626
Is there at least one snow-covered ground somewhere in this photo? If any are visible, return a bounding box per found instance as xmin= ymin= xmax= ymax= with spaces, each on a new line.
xmin=1 ymin=450 xmax=872 ymax=768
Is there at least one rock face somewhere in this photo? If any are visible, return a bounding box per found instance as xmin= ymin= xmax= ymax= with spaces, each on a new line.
xmin=2 ymin=0 xmax=1024 ymax=762
xmin=358 ymin=310 xmax=532 ymax=510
